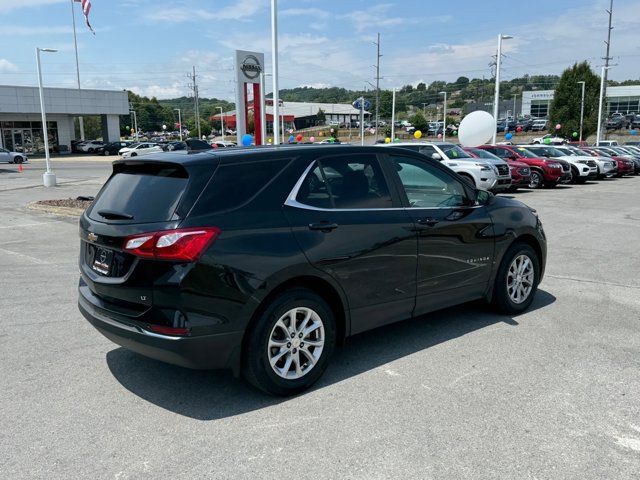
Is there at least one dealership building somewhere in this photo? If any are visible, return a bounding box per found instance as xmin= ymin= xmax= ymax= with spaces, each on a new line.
xmin=522 ymin=85 xmax=640 ymax=118
xmin=0 ymin=85 xmax=128 ymax=153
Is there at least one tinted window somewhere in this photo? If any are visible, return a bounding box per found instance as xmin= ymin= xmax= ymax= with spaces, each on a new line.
xmin=89 ymin=163 xmax=189 ymax=223
xmin=390 ymin=156 xmax=468 ymax=208
xmin=193 ymin=159 xmax=290 ymax=214
xmin=439 ymin=144 xmax=473 ymax=159
xmin=418 ymin=145 xmax=438 ymax=157
xmin=297 ymin=155 xmax=392 ymax=209
xmin=470 ymin=148 xmax=501 ymax=161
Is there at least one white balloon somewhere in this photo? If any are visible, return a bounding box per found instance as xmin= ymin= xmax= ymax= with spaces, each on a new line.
xmin=458 ymin=111 xmax=495 ymax=147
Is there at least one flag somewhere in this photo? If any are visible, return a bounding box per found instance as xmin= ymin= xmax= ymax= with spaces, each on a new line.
xmin=74 ymin=0 xmax=95 ymax=34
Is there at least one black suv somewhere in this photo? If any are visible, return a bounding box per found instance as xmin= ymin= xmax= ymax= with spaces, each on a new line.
xmin=78 ymin=146 xmax=547 ymax=395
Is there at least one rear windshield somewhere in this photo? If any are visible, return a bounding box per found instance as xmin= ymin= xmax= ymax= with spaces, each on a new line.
xmin=89 ymin=162 xmax=189 ymax=224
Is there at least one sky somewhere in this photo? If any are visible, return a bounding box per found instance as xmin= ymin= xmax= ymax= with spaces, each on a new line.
xmin=0 ymin=0 xmax=639 ymax=100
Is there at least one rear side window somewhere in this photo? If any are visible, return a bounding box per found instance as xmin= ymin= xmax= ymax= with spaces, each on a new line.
xmin=296 ymin=154 xmax=392 ymax=209
xmin=191 ymin=159 xmax=290 ymax=215
xmin=89 ymin=163 xmax=189 ymax=224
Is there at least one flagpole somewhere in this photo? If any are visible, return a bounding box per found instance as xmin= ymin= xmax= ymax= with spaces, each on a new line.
xmin=70 ymin=0 xmax=85 ymax=141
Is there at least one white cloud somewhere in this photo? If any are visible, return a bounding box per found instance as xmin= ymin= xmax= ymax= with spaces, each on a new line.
xmin=147 ymin=0 xmax=265 ymax=23
xmin=0 ymin=26 xmax=72 ymax=36
xmin=0 ymin=0 xmax=64 ymax=12
xmin=339 ymin=4 xmax=417 ymax=33
xmin=0 ymin=59 xmax=18 ymax=72
xmin=281 ymin=8 xmax=329 ymax=18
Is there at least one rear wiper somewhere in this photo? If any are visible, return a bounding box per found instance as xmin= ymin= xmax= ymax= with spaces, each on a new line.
xmin=97 ymin=209 xmax=134 ymax=220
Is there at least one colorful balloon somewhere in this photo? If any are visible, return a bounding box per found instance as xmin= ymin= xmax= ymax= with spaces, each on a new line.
xmin=288 ymin=135 xmax=295 ymax=143
xmin=544 ymin=137 xmax=552 ymax=145
xmin=437 ymin=133 xmax=442 ymax=139
xmin=516 ymin=126 xmax=522 ymax=132
xmin=394 ymin=138 xmax=400 ymax=142
xmin=572 ymin=132 xmax=578 ymax=138
xmin=241 ymin=134 xmax=253 ymax=146
xmin=505 ymin=133 xmax=513 ymax=140
xmin=631 ymin=129 xmax=638 ymax=136
xmin=414 ymin=130 xmax=422 ymax=139
xmin=384 ymin=137 xmax=391 ymax=143
xmin=296 ymin=134 xmax=303 ymax=142
xmin=267 ymin=138 xmax=273 ymax=143
xmin=309 ymin=136 xmax=315 ymax=142
xmin=555 ymin=123 xmax=562 ymax=130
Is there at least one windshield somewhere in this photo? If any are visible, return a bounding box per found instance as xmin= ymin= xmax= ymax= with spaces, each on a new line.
xmin=440 ymin=144 xmax=473 ymax=159
xmin=527 ymin=146 xmax=564 ymax=158
xmin=470 ymin=148 xmax=501 ymax=161
xmin=570 ymin=147 xmax=590 ymax=156
xmin=513 ymin=147 xmax=539 ymax=158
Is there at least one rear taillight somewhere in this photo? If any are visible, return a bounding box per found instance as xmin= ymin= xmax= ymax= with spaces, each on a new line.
xmin=123 ymin=227 xmax=220 ymax=261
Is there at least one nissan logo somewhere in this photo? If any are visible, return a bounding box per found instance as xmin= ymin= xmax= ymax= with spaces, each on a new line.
xmin=240 ymin=55 xmax=262 ymax=80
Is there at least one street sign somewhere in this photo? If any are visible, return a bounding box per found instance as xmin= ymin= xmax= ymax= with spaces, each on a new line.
xmin=352 ymin=98 xmax=371 ymax=111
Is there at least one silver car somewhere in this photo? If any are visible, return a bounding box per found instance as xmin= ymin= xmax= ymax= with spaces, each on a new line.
xmin=0 ymin=147 xmax=27 ymax=164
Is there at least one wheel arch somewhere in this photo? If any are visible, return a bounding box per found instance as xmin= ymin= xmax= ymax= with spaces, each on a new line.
xmin=239 ymin=274 xmax=349 ymax=370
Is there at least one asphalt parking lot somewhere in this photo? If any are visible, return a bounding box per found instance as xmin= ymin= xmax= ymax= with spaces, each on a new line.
xmin=1 ymin=159 xmax=640 ymax=479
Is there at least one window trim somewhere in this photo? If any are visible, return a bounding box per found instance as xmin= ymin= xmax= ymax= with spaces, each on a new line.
xmin=284 ymin=154 xmax=402 ymax=212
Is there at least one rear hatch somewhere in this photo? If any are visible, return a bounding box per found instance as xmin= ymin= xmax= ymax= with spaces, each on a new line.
xmin=79 ymin=157 xmax=217 ymax=326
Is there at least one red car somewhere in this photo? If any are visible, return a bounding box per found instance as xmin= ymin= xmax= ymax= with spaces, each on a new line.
xmin=582 ymin=147 xmax=634 ymax=177
xmin=477 ymin=145 xmax=569 ymax=189
xmin=464 ymin=147 xmax=531 ymax=191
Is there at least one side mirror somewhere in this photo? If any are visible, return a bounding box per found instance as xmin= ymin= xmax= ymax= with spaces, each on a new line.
xmin=431 ymin=153 xmax=442 ymax=161
xmin=475 ymin=189 xmax=492 ymax=206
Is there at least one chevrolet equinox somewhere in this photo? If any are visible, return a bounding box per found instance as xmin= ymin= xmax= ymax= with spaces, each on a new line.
xmin=78 ymin=146 xmax=547 ymax=395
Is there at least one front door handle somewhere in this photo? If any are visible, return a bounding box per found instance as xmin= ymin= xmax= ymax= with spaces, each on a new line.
xmin=308 ymin=222 xmax=339 ymax=232
xmin=417 ymin=217 xmax=439 ymax=227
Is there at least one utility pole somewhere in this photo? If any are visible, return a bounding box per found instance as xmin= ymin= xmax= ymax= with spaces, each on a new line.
xmin=439 ymin=91 xmax=447 ymax=142
xmin=599 ymin=0 xmax=614 ymax=140
xmin=391 ymin=88 xmax=396 ymax=141
xmin=174 ymin=108 xmax=182 ymax=141
xmin=513 ymin=94 xmax=517 ymax=118
xmin=373 ymin=32 xmax=382 ymax=141
xmin=188 ymin=66 xmax=201 ymax=139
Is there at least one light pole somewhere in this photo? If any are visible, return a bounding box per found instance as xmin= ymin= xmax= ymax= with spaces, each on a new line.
xmin=271 ymin=0 xmax=280 ymax=145
xmin=513 ymin=94 xmax=517 ymax=118
xmin=36 ymin=47 xmax=57 ymax=187
xmin=439 ymin=91 xmax=447 ymax=142
xmin=577 ymin=81 xmax=586 ymax=142
xmin=217 ymin=107 xmax=224 ymax=141
xmin=596 ymin=66 xmax=612 ymax=145
xmin=259 ymin=72 xmax=267 ymax=145
xmin=174 ymin=108 xmax=182 ymax=141
xmin=391 ymin=88 xmax=396 ymax=141
xmin=492 ymin=34 xmax=513 ymax=145
xmin=130 ymin=109 xmax=139 ymax=142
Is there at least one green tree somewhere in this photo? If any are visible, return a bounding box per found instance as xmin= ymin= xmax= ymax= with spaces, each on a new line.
xmin=316 ymin=108 xmax=326 ymax=125
xmin=409 ymin=110 xmax=428 ymax=132
xmin=550 ymin=61 xmax=601 ymax=138
xmin=416 ymin=82 xmax=427 ymax=91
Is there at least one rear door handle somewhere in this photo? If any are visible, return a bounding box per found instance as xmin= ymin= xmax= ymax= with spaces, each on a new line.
xmin=308 ymin=222 xmax=339 ymax=232
xmin=417 ymin=217 xmax=439 ymax=227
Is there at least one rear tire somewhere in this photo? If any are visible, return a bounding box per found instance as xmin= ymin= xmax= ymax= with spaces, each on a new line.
xmin=492 ymin=242 xmax=540 ymax=315
xmin=13 ymin=156 xmax=24 ymax=164
xmin=103 ymin=150 xmax=110 ymax=156
xmin=242 ymin=288 xmax=336 ymax=396
xmin=130 ymin=152 xmax=137 ymax=157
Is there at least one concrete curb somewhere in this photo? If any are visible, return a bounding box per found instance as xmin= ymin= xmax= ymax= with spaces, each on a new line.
xmin=27 ymin=201 xmax=85 ymax=217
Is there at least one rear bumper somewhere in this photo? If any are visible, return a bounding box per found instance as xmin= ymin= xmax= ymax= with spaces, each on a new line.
xmin=78 ymin=285 xmax=243 ymax=371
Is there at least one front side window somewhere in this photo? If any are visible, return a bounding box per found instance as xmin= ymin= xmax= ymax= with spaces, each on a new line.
xmin=389 ymin=156 xmax=468 ymax=208
xmin=296 ymin=155 xmax=392 ymax=209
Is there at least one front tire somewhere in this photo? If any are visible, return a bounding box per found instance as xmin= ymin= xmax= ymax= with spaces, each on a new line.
xmin=13 ymin=156 xmax=24 ymax=164
xmin=242 ymin=288 xmax=336 ymax=396
xmin=492 ymin=242 xmax=540 ymax=315
xmin=103 ymin=150 xmax=110 ymax=156
xmin=528 ymin=170 xmax=543 ymax=189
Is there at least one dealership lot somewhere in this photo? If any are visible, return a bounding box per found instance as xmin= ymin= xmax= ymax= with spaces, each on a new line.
xmin=1 ymin=160 xmax=640 ymax=479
